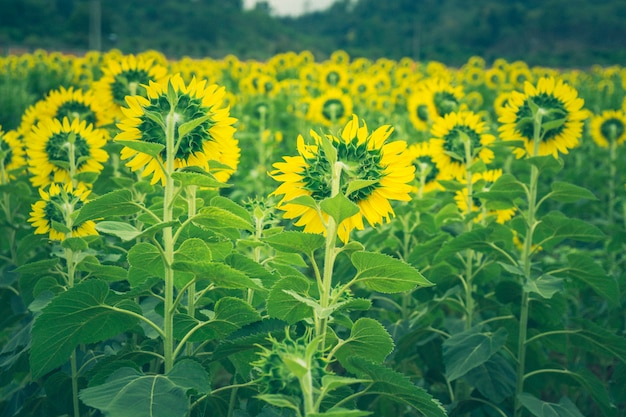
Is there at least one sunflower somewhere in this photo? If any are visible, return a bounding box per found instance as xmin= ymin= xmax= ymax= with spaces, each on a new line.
xmin=0 ymin=128 xmax=27 ymax=183
xmin=270 ymin=115 xmax=415 ymax=243
xmin=38 ymin=86 xmax=113 ymax=131
xmin=27 ymin=117 xmax=109 ymax=188
xmin=28 ymin=182 xmax=97 ymax=241
xmin=116 ymin=73 xmax=239 ymax=186
xmin=589 ymin=109 xmax=626 ymax=148
xmin=92 ymin=54 xmax=169 ymax=122
xmin=498 ymin=77 xmax=586 ymax=158
xmin=454 ymin=169 xmax=517 ymax=224
xmin=406 ymin=141 xmax=447 ymax=195
xmin=429 ymin=111 xmax=496 ymax=180
xmin=307 ymin=88 xmax=353 ymax=127
xmin=407 ymin=78 xmax=465 ymax=132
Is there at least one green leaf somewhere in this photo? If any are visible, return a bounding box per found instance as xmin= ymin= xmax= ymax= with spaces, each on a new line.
xmin=442 ymin=327 xmax=508 ymax=381
xmin=116 ymin=139 xmax=165 ymax=159
xmin=81 ymin=261 xmax=128 ymax=282
xmin=526 ymin=155 xmax=563 ymax=173
xmin=548 ymin=181 xmax=597 ymax=203
xmin=335 ymin=318 xmax=394 ymax=364
xmin=171 ymin=170 xmax=228 ymax=188
xmin=533 ymin=211 xmax=605 ymax=249
xmin=570 ymin=318 xmax=626 ymax=364
xmin=518 ymin=393 xmax=585 ymax=417
xmin=256 ymin=394 xmax=301 ymax=414
xmin=266 ymin=276 xmax=314 ymax=324
xmin=193 ymin=206 xmax=253 ymax=232
xmin=61 ymin=236 xmax=89 ymax=251
xmin=320 ymin=193 xmax=360 ymax=225
xmin=177 ymin=114 xmax=213 ymax=139
xmin=309 ymin=409 xmax=372 ymax=417
xmin=75 ymin=189 xmax=141 ymax=224
xmin=15 ymin=258 xmax=59 ymax=276
xmin=562 ymin=369 xmax=616 ymax=417
xmin=166 ymin=359 xmax=210 ymax=394
xmin=438 ymin=180 xmax=465 ymax=192
xmin=563 ymin=254 xmax=619 ymax=305
xmin=96 ymin=221 xmax=141 ymax=241
xmin=474 ymin=173 xmax=525 ymax=205
xmin=352 ymin=251 xmax=433 ymax=293
xmin=345 ymin=179 xmax=379 ymax=197
xmin=346 ymin=357 xmax=447 ymax=417
xmin=285 ymin=194 xmax=318 ymax=210
xmin=74 ymin=170 xmax=100 ymax=184
xmin=320 ymin=375 xmax=370 ymax=395
xmin=262 ymin=231 xmax=325 ymax=254
xmin=464 ymin=352 xmax=516 ymax=403
xmin=175 ymin=297 xmax=261 ymax=342
xmin=175 ymin=238 xmax=212 ymax=263
xmin=128 ymin=242 xmax=164 ymax=279
xmin=524 ymin=274 xmax=564 ymax=299
xmin=173 ymin=261 xmax=264 ymax=290
xmin=79 ymin=368 xmax=189 ymax=417
xmin=31 ymin=280 xmax=140 ymax=378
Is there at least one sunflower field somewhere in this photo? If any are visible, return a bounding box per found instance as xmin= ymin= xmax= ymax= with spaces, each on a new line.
xmin=0 ymin=49 xmax=625 ymax=417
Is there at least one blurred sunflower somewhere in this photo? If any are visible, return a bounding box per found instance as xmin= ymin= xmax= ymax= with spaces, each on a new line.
xmin=589 ymin=109 xmax=626 ymax=148
xmin=407 ymin=78 xmax=464 ymax=132
xmin=308 ymin=88 xmax=353 ymax=127
xmin=93 ymin=54 xmax=168 ymax=122
xmin=430 ymin=111 xmax=496 ymax=180
xmin=454 ymin=169 xmax=517 ymax=224
xmin=406 ymin=141 xmax=446 ymax=195
xmin=28 ymin=182 xmax=97 ymax=241
xmin=0 ymin=128 xmax=27 ymax=183
xmin=270 ymin=115 xmax=414 ymax=243
xmin=39 ymin=86 xmax=113 ymax=131
xmin=498 ymin=77 xmax=586 ymax=158
xmin=116 ymin=73 xmax=239 ymax=186
xmin=27 ymin=117 xmax=109 ymax=188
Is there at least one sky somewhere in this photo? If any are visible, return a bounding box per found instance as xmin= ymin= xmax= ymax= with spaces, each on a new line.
xmin=243 ymin=0 xmax=337 ymax=16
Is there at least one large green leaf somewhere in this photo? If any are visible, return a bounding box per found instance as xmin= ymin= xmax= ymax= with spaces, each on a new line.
xmin=30 ymin=280 xmax=141 ymax=378
xmin=171 ymin=168 xmax=228 ymax=188
xmin=548 ymin=181 xmax=598 ymax=203
xmin=309 ymin=409 xmax=371 ymax=417
xmin=534 ymin=212 xmax=605 ymax=249
xmin=524 ymin=274 xmax=564 ymax=299
xmin=74 ymin=189 xmax=141 ymax=224
xmin=464 ymin=352 xmax=516 ymax=403
xmin=518 ymin=393 xmax=585 ymax=417
xmin=193 ymin=206 xmax=253 ymax=232
xmin=474 ymin=173 xmax=525 ymax=206
xmin=166 ymin=359 xmax=211 ymax=394
xmin=335 ymin=318 xmax=394 ymax=365
xmin=351 ymin=251 xmax=433 ymax=293
xmin=562 ymin=254 xmax=619 ymax=306
xmin=262 ymin=231 xmax=326 ymax=254
xmin=127 ymin=242 xmax=164 ymax=279
xmin=442 ymin=327 xmax=508 ymax=381
xmin=79 ymin=367 xmax=190 ymax=417
xmin=346 ymin=357 xmax=447 ymax=417
xmin=266 ymin=276 xmax=314 ymax=324
xmin=174 ymin=297 xmax=261 ymax=342
xmin=434 ymin=224 xmax=513 ymax=262
xmin=173 ymin=261 xmax=264 ymax=290
xmin=320 ymin=193 xmax=360 ymax=225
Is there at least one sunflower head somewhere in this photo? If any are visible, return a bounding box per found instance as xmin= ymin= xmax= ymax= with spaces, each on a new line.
xmin=0 ymin=127 xmax=27 ymax=184
xmin=116 ymin=73 xmax=239 ymax=186
xmin=28 ymin=182 xmax=97 ymax=241
xmin=270 ymin=114 xmax=414 ymax=243
xmin=26 ymin=117 xmax=109 ymax=188
xmin=590 ymin=109 xmax=626 ymax=148
xmin=498 ymin=77 xmax=586 ymax=158
xmin=429 ymin=111 xmax=496 ymax=180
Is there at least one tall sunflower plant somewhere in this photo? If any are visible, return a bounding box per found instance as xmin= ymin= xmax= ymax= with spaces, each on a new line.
xmin=260 ymin=114 xmax=445 ymax=417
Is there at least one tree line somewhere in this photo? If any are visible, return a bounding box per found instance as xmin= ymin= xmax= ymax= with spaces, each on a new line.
xmin=1 ymin=0 xmax=625 ymax=66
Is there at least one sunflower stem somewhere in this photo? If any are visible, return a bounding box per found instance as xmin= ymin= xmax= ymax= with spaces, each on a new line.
xmin=162 ymin=104 xmax=178 ymax=373
xmin=318 ymin=161 xmax=343 ymax=348
xmin=514 ymin=109 xmax=543 ymax=417
xmin=185 ymin=185 xmax=197 ymax=357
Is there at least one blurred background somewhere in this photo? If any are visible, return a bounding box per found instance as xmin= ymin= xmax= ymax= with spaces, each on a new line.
xmin=1 ymin=0 xmax=625 ymax=67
